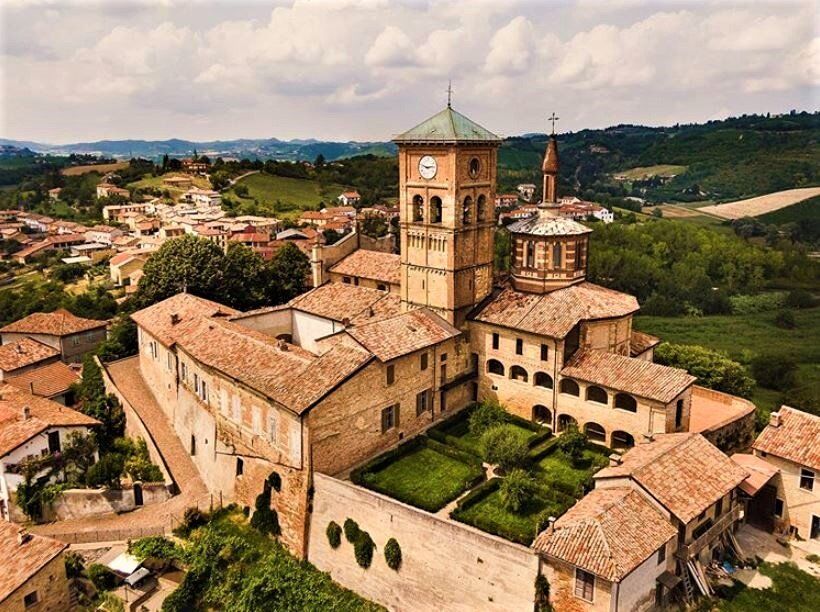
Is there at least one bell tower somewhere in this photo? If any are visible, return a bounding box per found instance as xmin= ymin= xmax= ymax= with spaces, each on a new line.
xmin=393 ymin=103 xmax=501 ymax=327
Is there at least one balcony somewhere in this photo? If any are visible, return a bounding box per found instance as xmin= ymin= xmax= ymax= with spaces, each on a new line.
xmin=676 ymin=505 xmax=741 ymax=560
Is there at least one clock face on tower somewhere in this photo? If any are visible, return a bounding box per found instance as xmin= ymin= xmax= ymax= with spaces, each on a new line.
xmin=418 ymin=155 xmax=437 ymax=180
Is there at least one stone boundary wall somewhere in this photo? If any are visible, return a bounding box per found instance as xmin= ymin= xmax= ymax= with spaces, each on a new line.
xmin=44 ymin=483 xmax=170 ymax=521
xmin=308 ymin=473 xmax=539 ymax=612
xmin=99 ymin=356 xmax=175 ymax=490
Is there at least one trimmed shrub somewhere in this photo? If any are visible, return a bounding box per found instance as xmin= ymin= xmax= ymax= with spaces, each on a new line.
xmin=343 ymin=518 xmax=360 ymax=543
xmin=384 ymin=538 xmax=402 ymax=571
xmin=354 ymin=531 xmax=375 ymax=569
xmin=480 ymin=425 xmax=529 ymax=471
xmin=500 ymin=469 xmax=536 ymax=513
xmin=774 ymin=310 xmax=796 ymax=329
xmin=468 ymin=400 xmax=507 ymax=436
xmin=786 ymin=289 xmax=816 ymax=309
xmin=326 ymin=521 xmax=342 ymax=549
xmin=751 ymin=353 xmax=798 ymax=391
xmin=557 ymin=424 xmax=587 ymax=462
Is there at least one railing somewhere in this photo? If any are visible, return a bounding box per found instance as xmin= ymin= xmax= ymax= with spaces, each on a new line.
xmin=676 ymin=505 xmax=741 ymax=560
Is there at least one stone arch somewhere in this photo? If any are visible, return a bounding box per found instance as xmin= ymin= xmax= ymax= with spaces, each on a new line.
xmin=560 ymin=378 xmax=579 ymax=396
xmin=487 ymin=359 xmax=505 ymax=376
xmin=430 ymin=196 xmax=443 ymax=224
xmin=557 ymin=414 xmax=578 ymax=432
xmin=477 ymin=194 xmax=488 ymax=222
xmin=510 ymin=365 xmax=529 ymax=383
xmin=534 ymin=372 xmax=553 ymax=389
xmin=614 ymin=393 xmax=637 ymax=412
xmin=584 ymin=422 xmax=606 ymax=443
xmin=586 ymin=386 xmax=608 ymax=405
xmin=611 ymin=430 xmax=635 ymax=450
xmin=533 ymin=405 xmax=551 ymax=424
xmin=412 ymin=195 xmax=424 ymax=222
xmin=462 ymin=196 xmax=473 ymax=225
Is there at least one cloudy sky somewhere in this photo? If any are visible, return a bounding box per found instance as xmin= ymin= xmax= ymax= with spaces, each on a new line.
xmin=1 ymin=0 xmax=817 ymax=144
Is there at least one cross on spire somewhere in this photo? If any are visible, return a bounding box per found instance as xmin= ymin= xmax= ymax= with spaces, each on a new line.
xmin=447 ymin=80 xmax=453 ymax=108
xmin=548 ymin=112 xmax=559 ymax=135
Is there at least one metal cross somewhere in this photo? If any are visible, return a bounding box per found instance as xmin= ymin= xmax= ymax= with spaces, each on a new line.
xmin=548 ymin=112 xmax=559 ymax=135
xmin=447 ymin=81 xmax=453 ymax=107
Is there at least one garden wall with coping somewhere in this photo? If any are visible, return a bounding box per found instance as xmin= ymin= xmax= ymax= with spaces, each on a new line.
xmin=308 ymin=472 xmax=539 ymax=612
xmin=42 ymin=482 xmax=171 ymax=521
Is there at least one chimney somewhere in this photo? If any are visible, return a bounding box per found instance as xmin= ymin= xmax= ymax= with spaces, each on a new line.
xmin=17 ymin=530 xmax=31 ymax=545
xmin=641 ymin=432 xmax=655 ymax=444
xmin=29 ymin=382 xmax=34 ymax=394
xmin=15 ymin=344 xmax=23 ymax=354
xmin=277 ymin=339 xmax=289 ymax=352
xmin=368 ymin=307 xmax=374 ymax=318
xmin=341 ymin=317 xmax=350 ymax=327
xmin=547 ymin=516 xmax=556 ymax=534
xmin=170 ymin=313 xmax=180 ymax=325
xmin=21 ymin=406 xmax=31 ymax=420
xmin=770 ymin=412 xmax=781 ymax=428
xmin=609 ymin=453 xmax=623 ymax=467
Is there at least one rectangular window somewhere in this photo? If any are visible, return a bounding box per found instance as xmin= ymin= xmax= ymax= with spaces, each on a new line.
xmin=416 ymin=389 xmax=432 ymax=416
xmin=440 ymin=353 xmax=447 ymax=362
xmin=252 ymin=407 xmax=261 ymax=434
xmin=235 ymin=457 xmax=244 ymax=476
xmin=715 ymin=498 xmax=723 ymax=516
xmin=72 ymin=336 xmax=81 ymax=346
xmin=775 ymin=498 xmax=784 ymax=518
xmin=181 ymin=362 xmax=187 ymax=382
xmin=167 ymin=352 xmax=173 ymax=371
xmin=386 ymin=364 xmax=395 ymax=386
xmin=343 ymin=276 xmax=351 ymax=284
xmin=381 ymin=404 xmax=399 ymax=433
xmin=200 ymin=380 xmax=208 ymax=402
xmin=492 ymin=333 xmax=499 ymax=350
xmin=540 ymin=344 xmax=549 ymax=361
xmin=232 ymin=395 xmax=241 ymax=422
xmin=268 ymin=413 xmax=278 ymax=444
xmin=515 ymin=338 xmax=523 ymax=355
xmin=440 ymin=363 xmax=447 ymax=383
xmin=420 ymin=353 xmax=428 ymax=371
xmin=800 ymin=468 xmax=815 ymax=491
xmin=193 ymin=373 xmax=199 ymax=393
xmin=574 ymin=568 xmax=595 ymax=602
xmin=23 ymin=591 xmax=38 ymax=608
xmin=657 ymin=543 xmax=666 ymax=565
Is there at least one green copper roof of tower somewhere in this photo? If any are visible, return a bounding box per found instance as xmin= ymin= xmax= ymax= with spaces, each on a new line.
xmin=393 ymin=106 xmax=501 ymax=143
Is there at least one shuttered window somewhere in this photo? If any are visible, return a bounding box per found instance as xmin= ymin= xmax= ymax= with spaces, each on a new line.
xmin=574 ymin=569 xmax=594 ymax=602
xmin=381 ymin=404 xmax=399 ymax=433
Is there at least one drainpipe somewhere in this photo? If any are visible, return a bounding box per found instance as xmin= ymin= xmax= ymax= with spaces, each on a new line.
xmin=552 ymin=340 xmax=559 ymax=431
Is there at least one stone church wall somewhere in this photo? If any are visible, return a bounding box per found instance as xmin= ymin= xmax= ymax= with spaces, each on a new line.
xmin=308 ymin=473 xmax=539 ymax=612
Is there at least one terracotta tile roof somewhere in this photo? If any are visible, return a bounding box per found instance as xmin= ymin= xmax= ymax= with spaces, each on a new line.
xmin=630 ymin=330 xmax=660 ymax=357
xmin=688 ymin=386 xmax=755 ymax=434
xmin=0 ymin=384 xmax=99 ymax=456
xmin=109 ymin=251 xmax=147 ymax=266
xmin=0 ymin=522 xmax=67 ymax=604
xmin=533 ymin=487 xmax=676 ymax=581
xmin=347 ymin=309 xmax=460 ymax=362
xmin=329 ymin=250 xmax=401 ymax=285
xmin=289 ymin=283 xmax=400 ymax=323
xmin=472 ymin=283 xmax=638 ymax=339
xmin=0 ymin=338 xmax=59 ymax=373
xmin=561 ymin=349 xmax=695 ymax=403
xmin=0 ymin=308 xmax=107 ymax=337
xmin=753 ymin=406 xmax=820 ymax=471
xmin=349 ymin=292 xmax=402 ymax=325
xmin=6 ymin=361 xmax=80 ymax=399
xmin=731 ymin=453 xmax=779 ymax=496
xmin=595 ymin=433 xmax=748 ymax=523
xmin=507 ymin=211 xmax=592 ymax=236
xmin=131 ymin=293 xmax=239 ymax=347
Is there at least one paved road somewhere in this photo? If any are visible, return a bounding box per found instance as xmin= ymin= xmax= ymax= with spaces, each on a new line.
xmin=32 ymin=357 xmax=210 ymax=543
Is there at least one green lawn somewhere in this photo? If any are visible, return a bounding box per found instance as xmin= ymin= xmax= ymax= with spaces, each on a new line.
xmin=535 ymin=448 xmax=610 ymax=492
xmin=357 ymin=444 xmax=483 ymax=512
xmin=432 ymin=412 xmax=538 ymax=456
xmin=712 ymin=562 xmax=820 ymax=611
xmin=225 ymin=173 xmax=346 ymax=220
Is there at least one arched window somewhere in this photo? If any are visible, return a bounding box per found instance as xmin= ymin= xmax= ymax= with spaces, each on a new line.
xmin=510 ymin=365 xmax=529 ymax=382
xmin=487 ymin=359 xmax=505 ymax=376
xmin=586 ymin=386 xmax=608 ymax=405
xmin=611 ymin=431 xmax=635 ymax=450
xmin=560 ymin=378 xmax=579 ymax=396
xmin=526 ymin=241 xmax=535 ymax=268
xmin=477 ymin=195 xmax=488 ymax=222
xmin=614 ymin=393 xmax=637 ymax=412
xmin=533 ymin=405 xmax=551 ymax=424
xmin=430 ymin=196 xmax=442 ymax=224
xmin=557 ymin=414 xmax=577 ymax=432
xmin=462 ymin=196 xmax=473 ymax=225
xmin=584 ymin=422 xmax=606 ymax=442
xmin=534 ymin=372 xmax=553 ymax=389
xmin=575 ymin=240 xmax=586 ymax=271
xmin=552 ymin=242 xmax=562 ymax=268
xmin=412 ymin=195 xmax=424 ymax=222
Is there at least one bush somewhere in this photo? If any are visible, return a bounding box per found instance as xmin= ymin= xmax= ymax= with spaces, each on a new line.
xmin=786 ymin=289 xmax=816 ymax=309
xmin=128 ymin=536 xmax=181 ymax=561
xmin=729 ymin=292 xmax=787 ymax=314
xmin=468 ymin=400 xmax=508 ymax=437
xmin=655 ymin=343 xmax=754 ymax=398
xmin=343 ymin=518 xmax=360 ymax=543
xmin=535 ymin=574 xmax=552 ymax=612
xmin=500 ymin=469 xmax=536 ymax=513
xmin=86 ymin=563 xmax=118 ymax=591
xmin=774 ymin=310 xmax=796 ymax=329
xmin=751 ymin=353 xmax=798 ymax=391
xmin=480 ymin=425 xmax=529 ymax=471
xmin=557 ymin=424 xmax=587 ymax=462
xmin=384 ymin=538 xmax=402 ymax=571
xmin=353 ymin=531 xmax=375 ymax=569
xmin=174 ymin=507 xmax=208 ymax=537
xmin=64 ymin=551 xmax=84 ymax=578
xmin=85 ymin=453 xmax=124 ymax=489
xmin=326 ymin=522 xmax=342 ymax=549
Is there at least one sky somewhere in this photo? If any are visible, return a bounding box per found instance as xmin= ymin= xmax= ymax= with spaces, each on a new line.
xmin=1 ymin=0 xmax=817 ymax=144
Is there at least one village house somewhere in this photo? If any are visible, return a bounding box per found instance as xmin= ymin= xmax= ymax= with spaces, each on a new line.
xmin=337 ymin=191 xmax=361 ymax=206
xmin=0 ymin=309 xmax=108 ymax=363
xmin=328 ymin=249 xmax=401 ymax=293
xmin=517 ymin=183 xmax=537 ymax=201
xmin=498 ymin=204 xmax=538 ymax=224
xmin=0 ymin=338 xmax=79 ymax=405
xmin=13 ymin=234 xmax=87 ymax=264
xmin=162 ymin=175 xmax=193 ymax=188
xmin=47 ymin=187 xmax=61 ymax=200
xmin=96 ymin=183 xmax=130 ymax=199
xmin=85 ymin=224 xmax=123 ymax=245
xmin=558 ymin=196 xmax=615 ymax=223
xmin=102 ymin=201 xmax=154 ymax=222
xmin=109 ymin=251 xmax=151 ymax=287
xmin=183 ymin=187 xmax=222 ymax=208
xmin=495 ymin=193 xmax=519 ymax=208
xmin=0 ymin=522 xmax=72 ymax=611
xmin=182 ymin=158 xmax=209 ymax=174
xmin=0 ymin=385 xmax=99 ymax=522
xmin=18 ymin=213 xmax=54 ymax=234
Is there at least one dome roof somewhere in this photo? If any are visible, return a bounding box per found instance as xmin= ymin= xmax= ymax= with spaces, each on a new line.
xmin=507 ymin=210 xmax=592 ymax=237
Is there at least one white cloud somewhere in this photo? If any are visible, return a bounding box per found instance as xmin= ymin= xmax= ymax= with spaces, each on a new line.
xmin=484 ymin=16 xmax=536 ymax=75
xmin=365 ymin=26 xmax=416 ymax=67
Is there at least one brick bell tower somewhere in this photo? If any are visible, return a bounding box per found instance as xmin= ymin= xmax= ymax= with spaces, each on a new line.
xmin=393 ymin=101 xmax=501 ymax=328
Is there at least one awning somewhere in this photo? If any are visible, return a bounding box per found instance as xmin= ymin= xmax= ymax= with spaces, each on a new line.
xmin=124 ymin=566 xmax=151 ymax=587
xmin=731 ymin=453 xmax=779 ymax=496
xmin=107 ymin=552 xmax=141 ymax=576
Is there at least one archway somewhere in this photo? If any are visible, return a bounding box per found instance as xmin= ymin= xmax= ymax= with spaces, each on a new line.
xmin=560 ymin=378 xmax=580 ymax=396
xmin=487 ymin=359 xmax=505 ymax=376
xmin=477 ymin=195 xmax=488 ymax=222
xmin=557 ymin=414 xmax=578 ymax=432
xmin=534 ymin=372 xmax=553 ymax=389
xmin=611 ymin=430 xmax=635 ymax=450
xmin=462 ymin=196 xmax=473 ymax=225
xmin=614 ymin=393 xmax=637 ymax=412
xmin=586 ymin=386 xmax=608 ymax=405
xmin=510 ymin=365 xmax=528 ymax=382
xmin=412 ymin=195 xmax=424 ymax=222
xmin=430 ymin=196 xmax=443 ymax=223
xmin=533 ymin=405 xmax=551 ymax=425
xmin=584 ymin=422 xmax=606 ymax=443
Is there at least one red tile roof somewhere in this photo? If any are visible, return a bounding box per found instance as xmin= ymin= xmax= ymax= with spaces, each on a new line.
xmin=753 ymin=406 xmax=820 ymax=471
xmin=131 ymin=293 xmax=239 ymax=348
xmin=347 ymin=309 xmax=459 ymax=362
xmin=5 ymin=361 xmax=80 ymax=399
xmin=0 ymin=384 xmax=99 ymax=456
xmin=0 ymin=309 xmax=107 ymax=337
xmin=0 ymin=338 xmax=59 ymax=373
xmin=472 ymin=283 xmax=638 ymax=339
xmin=629 ymin=330 xmax=660 ymax=357
xmin=561 ymin=349 xmax=696 ymax=403
xmin=533 ymin=487 xmax=676 ymax=581
xmin=329 ymin=249 xmax=401 ymax=285
xmin=595 ymin=433 xmax=748 ymax=523
xmin=289 ymin=283 xmax=400 ymax=323
xmin=0 ymin=522 xmax=67 ymax=605
xmin=688 ymin=386 xmax=755 ymax=434
xmin=731 ymin=453 xmax=779 ymax=496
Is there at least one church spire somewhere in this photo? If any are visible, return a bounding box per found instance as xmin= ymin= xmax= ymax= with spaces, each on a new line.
xmin=541 ymin=135 xmax=559 ymax=205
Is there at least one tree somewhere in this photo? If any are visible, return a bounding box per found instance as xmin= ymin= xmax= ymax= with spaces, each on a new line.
xmin=655 ymin=343 xmax=755 ymax=398
xmin=500 ymin=468 xmax=536 ymax=513
xmin=468 ymin=400 xmax=507 ymax=437
xmin=751 ymin=353 xmax=797 ymax=391
xmin=314 ymin=153 xmax=326 ymax=168
xmin=480 ymin=425 xmax=529 ymax=471
xmin=222 ymin=243 xmax=267 ymax=310
xmin=557 ymin=424 xmax=587 ymax=462
xmin=74 ymin=356 xmax=125 ymax=452
xmin=136 ymin=235 xmax=226 ymax=306
xmin=265 ymin=242 xmax=309 ymax=304
xmin=322 ymin=228 xmax=345 ymax=245
xmin=359 ymin=214 xmax=388 ymax=239
xmin=86 ymin=453 xmax=124 ymax=489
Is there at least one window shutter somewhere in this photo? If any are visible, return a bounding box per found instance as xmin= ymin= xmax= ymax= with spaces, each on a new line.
xmin=394 ymin=404 xmax=400 ymax=427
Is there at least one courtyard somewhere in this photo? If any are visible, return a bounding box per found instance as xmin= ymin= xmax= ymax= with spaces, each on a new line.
xmin=352 ymin=405 xmax=610 ymax=545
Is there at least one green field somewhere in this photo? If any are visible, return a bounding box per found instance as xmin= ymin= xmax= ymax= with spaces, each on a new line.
xmin=225 ymin=173 xmax=345 ymax=219
xmin=758 ymin=195 xmax=820 ymax=225
xmin=614 ymin=164 xmax=687 ymax=180
xmin=715 ymin=562 xmax=820 ymax=611
xmin=127 ymin=173 xmax=210 ymax=197
xmin=635 ymin=307 xmax=820 ymax=412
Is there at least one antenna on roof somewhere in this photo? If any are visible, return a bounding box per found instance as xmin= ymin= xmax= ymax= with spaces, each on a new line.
xmin=446 ymin=80 xmax=453 ymax=108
